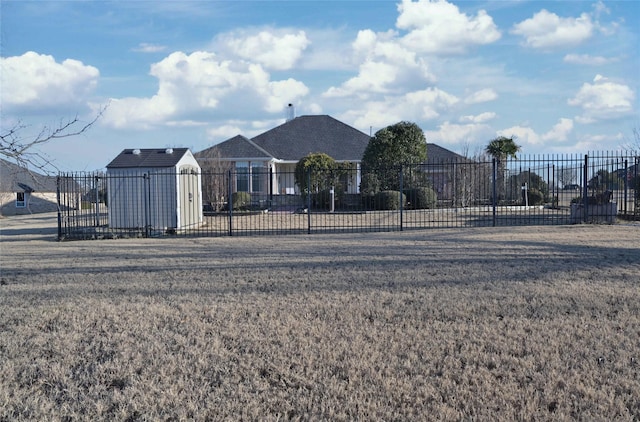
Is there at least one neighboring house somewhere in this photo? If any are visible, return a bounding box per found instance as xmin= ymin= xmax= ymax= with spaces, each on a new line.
xmin=422 ymin=143 xmax=472 ymax=199
xmin=195 ymin=114 xmax=371 ymax=197
xmin=0 ymin=159 xmax=58 ymax=216
xmin=106 ymin=148 xmax=202 ymax=231
xmin=615 ymin=163 xmax=639 ymax=183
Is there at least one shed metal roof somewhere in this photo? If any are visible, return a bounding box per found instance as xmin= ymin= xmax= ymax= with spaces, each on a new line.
xmin=106 ymin=148 xmax=190 ymax=168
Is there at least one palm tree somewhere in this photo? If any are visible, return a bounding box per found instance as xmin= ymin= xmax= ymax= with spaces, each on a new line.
xmin=485 ymin=136 xmax=520 ymax=201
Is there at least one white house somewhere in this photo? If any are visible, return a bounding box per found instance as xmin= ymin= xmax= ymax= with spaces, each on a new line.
xmin=194 ymin=114 xmax=371 ymax=198
xmin=0 ymin=159 xmax=58 ymax=216
xmin=106 ymin=148 xmax=202 ymax=231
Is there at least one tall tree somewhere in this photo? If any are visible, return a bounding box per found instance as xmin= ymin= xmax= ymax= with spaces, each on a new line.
xmin=361 ymin=121 xmax=427 ymax=192
xmin=485 ymin=136 xmax=520 ymax=163
xmin=485 ymin=136 xmax=520 ymax=201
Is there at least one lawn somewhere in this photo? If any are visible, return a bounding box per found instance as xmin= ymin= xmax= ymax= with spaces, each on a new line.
xmin=1 ymin=215 xmax=639 ymax=420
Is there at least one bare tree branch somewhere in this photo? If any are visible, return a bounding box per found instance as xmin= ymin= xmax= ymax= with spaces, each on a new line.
xmin=0 ymin=103 xmax=109 ymax=173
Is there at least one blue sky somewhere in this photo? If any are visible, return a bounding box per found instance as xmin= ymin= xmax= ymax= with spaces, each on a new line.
xmin=1 ymin=0 xmax=638 ymax=171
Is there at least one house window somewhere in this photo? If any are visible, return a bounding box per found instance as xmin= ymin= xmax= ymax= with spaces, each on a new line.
xmin=251 ymin=163 xmax=265 ymax=193
xmin=236 ymin=162 xmax=267 ymax=193
xmin=16 ymin=192 xmax=25 ymax=208
xmin=236 ymin=162 xmax=249 ymax=192
xmin=339 ymin=173 xmax=349 ymax=193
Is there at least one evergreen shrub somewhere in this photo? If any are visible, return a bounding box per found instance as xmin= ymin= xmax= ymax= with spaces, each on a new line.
xmin=374 ymin=190 xmax=406 ymax=210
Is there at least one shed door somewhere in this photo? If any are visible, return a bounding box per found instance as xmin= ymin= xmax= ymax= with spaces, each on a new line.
xmin=179 ymin=166 xmax=200 ymax=228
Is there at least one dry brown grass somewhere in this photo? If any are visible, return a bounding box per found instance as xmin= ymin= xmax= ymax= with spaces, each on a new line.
xmin=1 ymin=215 xmax=639 ymax=421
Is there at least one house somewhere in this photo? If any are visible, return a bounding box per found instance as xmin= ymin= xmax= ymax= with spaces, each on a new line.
xmin=106 ymin=148 xmax=202 ymax=231
xmin=194 ymin=114 xmax=371 ymax=199
xmin=422 ymin=143 xmax=471 ymax=199
xmin=0 ymin=159 xmax=58 ymax=216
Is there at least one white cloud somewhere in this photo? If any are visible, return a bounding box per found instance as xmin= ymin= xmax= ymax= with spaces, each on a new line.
xmin=219 ymin=29 xmax=310 ymax=70
xmin=102 ymin=51 xmax=309 ymax=129
xmin=425 ymin=121 xmax=493 ymax=145
xmin=102 ymin=96 xmax=176 ymax=130
xmin=549 ymin=132 xmax=624 ymax=154
xmin=542 ymin=118 xmax=574 ymax=142
xmin=405 ymin=87 xmax=459 ymax=118
xmin=338 ymin=86 xmax=459 ymax=131
xmin=206 ymin=124 xmax=244 ymax=141
xmin=0 ymin=51 xmax=99 ymax=110
xmin=324 ymin=29 xmax=435 ymax=99
xmin=568 ymin=74 xmax=635 ymax=121
xmin=464 ymin=88 xmax=498 ymax=104
xmin=459 ymin=112 xmax=496 ymax=124
xmin=592 ymin=1 xmax=610 ymax=18
xmin=496 ymin=118 xmax=574 ymax=148
xmin=324 ymin=60 xmax=399 ymax=97
xmin=341 ymin=106 xmax=404 ymax=134
xmin=511 ymin=9 xmax=594 ymax=49
xmin=132 ymin=43 xmax=167 ymax=53
xmin=497 ymin=126 xmax=542 ymax=146
xmin=396 ymin=0 xmax=501 ymax=54
xmin=563 ymin=53 xmax=618 ymax=65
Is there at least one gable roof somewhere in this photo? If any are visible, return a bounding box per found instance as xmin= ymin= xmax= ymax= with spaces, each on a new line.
xmin=0 ymin=159 xmax=58 ymax=192
xmin=194 ymin=135 xmax=273 ymax=161
xmin=425 ymin=143 xmax=469 ymax=164
xmin=106 ymin=148 xmax=191 ymax=169
xmin=251 ymin=115 xmax=370 ymax=161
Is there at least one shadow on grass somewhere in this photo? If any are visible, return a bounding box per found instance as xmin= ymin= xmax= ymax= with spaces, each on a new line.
xmin=2 ymin=226 xmax=638 ymax=301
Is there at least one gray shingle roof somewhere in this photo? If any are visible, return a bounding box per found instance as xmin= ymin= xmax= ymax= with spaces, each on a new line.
xmin=250 ymin=115 xmax=370 ymax=161
xmin=106 ymin=148 xmax=190 ymax=168
xmin=194 ymin=135 xmax=272 ymax=161
xmin=0 ymin=159 xmax=58 ymax=192
xmin=425 ymin=143 xmax=469 ymax=164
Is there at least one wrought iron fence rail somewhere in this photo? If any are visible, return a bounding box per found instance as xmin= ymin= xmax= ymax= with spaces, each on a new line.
xmin=57 ymin=152 xmax=639 ymax=240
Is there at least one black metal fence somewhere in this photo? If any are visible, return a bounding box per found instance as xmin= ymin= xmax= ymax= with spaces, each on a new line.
xmin=57 ymin=152 xmax=639 ymax=240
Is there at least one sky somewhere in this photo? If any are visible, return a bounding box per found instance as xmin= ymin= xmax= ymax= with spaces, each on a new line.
xmin=1 ymin=0 xmax=638 ymax=172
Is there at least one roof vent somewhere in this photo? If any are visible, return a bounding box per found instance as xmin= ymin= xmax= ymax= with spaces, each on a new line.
xmin=133 ymin=149 xmax=141 ymax=155
xmin=165 ymin=148 xmax=173 ymax=154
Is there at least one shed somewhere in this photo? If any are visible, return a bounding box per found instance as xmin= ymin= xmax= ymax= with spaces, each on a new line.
xmin=106 ymin=148 xmax=202 ymax=232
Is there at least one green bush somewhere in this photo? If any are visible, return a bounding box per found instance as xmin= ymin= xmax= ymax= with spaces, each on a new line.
xmin=232 ymin=191 xmax=251 ymax=210
xmin=526 ymin=188 xmax=545 ymax=206
xmin=311 ymin=189 xmax=331 ymax=210
xmin=374 ymin=190 xmax=406 ymax=210
xmin=404 ymin=187 xmax=437 ymax=209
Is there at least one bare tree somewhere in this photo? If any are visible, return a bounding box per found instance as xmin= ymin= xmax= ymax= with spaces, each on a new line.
xmin=195 ymin=147 xmax=233 ymax=211
xmin=557 ymin=166 xmax=578 ymax=189
xmin=625 ymin=127 xmax=640 ymax=153
xmin=1 ymin=105 xmax=107 ymax=173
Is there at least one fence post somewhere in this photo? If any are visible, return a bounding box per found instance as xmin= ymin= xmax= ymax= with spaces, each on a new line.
xmin=94 ymin=175 xmax=100 ymax=227
xmin=636 ymin=156 xmax=640 ymax=219
xmin=492 ymin=158 xmax=497 ymax=227
xmin=269 ymin=167 xmax=273 ymax=205
xmin=623 ymin=159 xmax=628 ymax=216
xmin=399 ymin=166 xmax=404 ymax=231
xmin=582 ymin=155 xmax=589 ymax=223
xmin=144 ymin=173 xmax=150 ymax=237
xmin=228 ymin=169 xmax=233 ymax=236
xmin=57 ymin=175 xmax=63 ymax=241
xmin=307 ymin=169 xmax=312 ymax=234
